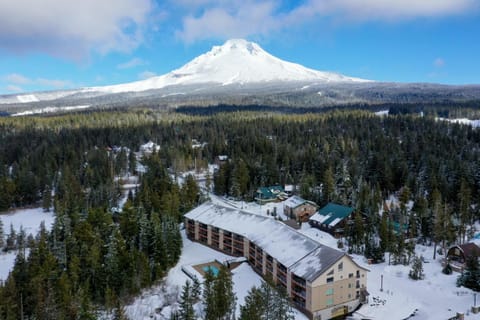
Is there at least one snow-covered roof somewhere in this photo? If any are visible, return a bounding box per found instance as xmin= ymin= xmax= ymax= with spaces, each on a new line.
xmin=140 ymin=141 xmax=160 ymax=153
xmin=309 ymin=203 xmax=354 ymax=227
xmin=329 ymin=217 xmax=342 ymax=227
xmin=290 ymin=246 xmax=344 ymax=282
xmin=185 ymin=202 xmax=345 ymax=281
xmin=284 ymin=195 xmax=306 ymax=208
xmin=309 ymin=212 xmax=331 ymax=224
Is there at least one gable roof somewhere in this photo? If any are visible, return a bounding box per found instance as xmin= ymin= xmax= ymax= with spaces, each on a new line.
xmin=284 ymin=195 xmax=307 ymax=208
xmin=458 ymin=243 xmax=480 ymax=258
xmin=185 ymin=202 xmax=353 ymax=281
xmin=309 ymin=203 xmax=354 ymax=227
xmin=256 ymin=185 xmax=284 ymax=199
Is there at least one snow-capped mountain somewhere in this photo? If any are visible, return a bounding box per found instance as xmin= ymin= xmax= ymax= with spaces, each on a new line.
xmin=2 ymin=39 xmax=480 ymax=114
xmin=0 ymin=39 xmax=368 ymax=106
xmin=93 ymin=39 xmax=368 ymax=94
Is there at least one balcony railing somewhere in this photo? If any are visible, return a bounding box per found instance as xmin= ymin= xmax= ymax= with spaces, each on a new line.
xmin=292 ymin=288 xmax=306 ymax=298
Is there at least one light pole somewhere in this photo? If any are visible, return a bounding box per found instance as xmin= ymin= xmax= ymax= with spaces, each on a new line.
xmin=380 ymin=274 xmax=383 ymax=292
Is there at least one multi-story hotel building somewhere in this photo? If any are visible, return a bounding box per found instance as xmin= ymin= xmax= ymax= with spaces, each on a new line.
xmin=185 ymin=202 xmax=369 ymax=320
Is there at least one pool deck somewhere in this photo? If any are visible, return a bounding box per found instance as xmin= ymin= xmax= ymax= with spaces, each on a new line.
xmin=182 ymin=258 xmax=245 ymax=281
xmin=193 ymin=261 xmax=224 ymax=276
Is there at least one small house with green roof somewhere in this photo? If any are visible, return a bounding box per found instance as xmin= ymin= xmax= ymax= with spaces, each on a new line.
xmin=309 ymin=203 xmax=356 ymax=238
xmin=254 ymin=185 xmax=287 ymax=204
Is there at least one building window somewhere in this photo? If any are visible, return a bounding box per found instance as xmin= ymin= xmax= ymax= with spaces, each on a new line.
xmin=326 ymin=288 xmax=334 ymax=296
xmin=338 ymin=262 xmax=343 ymax=272
xmin=348 ymin=273 xmax=354 ymax=278
xmin=326 ymin=298 xmax=334 ymax=306
xmin=348 ymin=293 xmax=352 ymax=299
xmin=327 ymin=269 xmax=334 ymax=276
xmin=348 ymin=283 xmax=352 ymax=288
xmin=326 ymin=277 xmax=334 ymax=283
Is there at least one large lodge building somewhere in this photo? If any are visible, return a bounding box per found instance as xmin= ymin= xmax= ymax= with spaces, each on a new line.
xmin=185 ymin=202 xmax=368 ymax=320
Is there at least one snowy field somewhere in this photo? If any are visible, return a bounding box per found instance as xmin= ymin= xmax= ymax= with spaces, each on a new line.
xmin=0 ymin=207 xmax=55 ymax=281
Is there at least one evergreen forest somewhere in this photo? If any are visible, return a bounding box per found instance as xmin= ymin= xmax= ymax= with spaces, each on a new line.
xmin=0 ymin=107 xmax=480 ymax=318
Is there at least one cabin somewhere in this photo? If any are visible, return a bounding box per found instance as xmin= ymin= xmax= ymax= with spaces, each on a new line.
xmin=255 ymin=185 xmax=287 ymax=204
xmin=284 ymin=196 xmax=319 ymax=222
xmin=214 ymin=155 xmax=229 ymax=166
xmin=309 ymin=203 xmax=356 ymax=238
xmin=446 ymin=243 xmax=480 ymax=272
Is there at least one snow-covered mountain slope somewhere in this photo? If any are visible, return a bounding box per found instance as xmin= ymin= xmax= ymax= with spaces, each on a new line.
xmin=91 ymin=39 xmax=369 ymax=94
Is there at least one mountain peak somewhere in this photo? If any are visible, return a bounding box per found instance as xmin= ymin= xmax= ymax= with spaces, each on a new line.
xmin=93 ymin=39 xmax=370 ymax=93
xmin=218 ymin=39 xmax=262 ymax=55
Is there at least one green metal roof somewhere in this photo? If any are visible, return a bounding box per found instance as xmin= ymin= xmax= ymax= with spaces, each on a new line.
xmin=311 ymin=203 xmax=354 ymax=226
xmin=255 ymin=185 xmax=284 ymax=199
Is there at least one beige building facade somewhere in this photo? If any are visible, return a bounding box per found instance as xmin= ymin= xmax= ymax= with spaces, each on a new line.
xmin=185 ymin=202 xmax=368 ymax=320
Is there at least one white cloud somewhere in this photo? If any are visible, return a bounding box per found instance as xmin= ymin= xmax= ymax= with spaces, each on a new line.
xmin=175 ymin=0 xmax=478 ymax=42
xmin=4 ymin=73 xmax=31 ymax=85
xmin=2 ymin=73 xmax=73 ymax=90
xmin=117 ymin=57 xmax=147 ymax=69
xmin=434 ymin=58 xmax=445 ymax=68
xmin=0 ymin=0 xmax=153 ymax=59
xmin=138 ymin=71 xmax=157 ymax=79
xmin=6 ymin=85 xmax=23 ymax=92
xmin=177 ymin=1 xmax=278 ymax=42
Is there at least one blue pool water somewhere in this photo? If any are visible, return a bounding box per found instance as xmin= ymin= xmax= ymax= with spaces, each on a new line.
xmin=202 ymin=265 xmax=220 ymax=276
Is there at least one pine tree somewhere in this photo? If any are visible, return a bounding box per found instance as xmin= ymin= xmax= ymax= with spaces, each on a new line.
xmin=0 ymin=219 xmax=4 ymax=249
xmin=240 ymin=281 xmax=294 ymax=320
xmin=179 ymin=280 xmax=195 ymax=320
xmin=203 ymin=268 xmax=216 ymax=320
xmin=457 ymin=254 xmax=480 ymax=291
xmin=214 ymin=266 xmax=236 ymax=320
xmin=5 ymin=224 xmax=16 ymax=252
xmin=409 ymin=255 xmax=424 ymax=280
xmin=239 ymin=287 xmax=264 ymax=320
xmin=42 ymin=184 xmax=52 ymax=212
xmin=203 ymin=266 xmax=236 ymax=320
xmin=322 ymin=166 xmax=335 ymax=203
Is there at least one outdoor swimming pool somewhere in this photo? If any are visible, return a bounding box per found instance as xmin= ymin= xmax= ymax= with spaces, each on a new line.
xmin=202 ymin=265 xmax=220 ymax=276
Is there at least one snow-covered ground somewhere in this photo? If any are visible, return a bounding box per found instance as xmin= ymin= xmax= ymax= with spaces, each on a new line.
xmin=0 ymin=207 xmax=55 ymax=281
xmin=200 ymin=197 xmax=480 ymax=319
xmin=11 ymin=105 xmax=91 ymax=117
xmin=126 ymin=229 xmax=308 ymax=320
xmin=437 ymin=117 xmax=480 ymax=128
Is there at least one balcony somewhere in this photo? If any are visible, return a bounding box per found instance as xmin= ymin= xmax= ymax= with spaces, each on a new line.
xmin=292 ymin=287 xmax=306 ymax=299
xmin=233 ymin=249 xmax=244 ymax=256
xmin=292 ymin=275 xmax=306 ymax=288
xmin=292 ymin=296 xmax=306 ymax=309
xmin=233 ymin=242 xmax=243 ymax=250
xmin=278 ymin=263 xmax=287 ymax=273
xmin=233 ymin=234 xmax=243 ymax=241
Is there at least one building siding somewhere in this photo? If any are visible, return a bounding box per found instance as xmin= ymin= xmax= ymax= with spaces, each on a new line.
xmin=184 ymin=210 xmax=367 ymax=320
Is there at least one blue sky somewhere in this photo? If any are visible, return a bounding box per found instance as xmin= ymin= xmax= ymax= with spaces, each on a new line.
xmin=0 ymin=0 xmax=479 ymax=94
